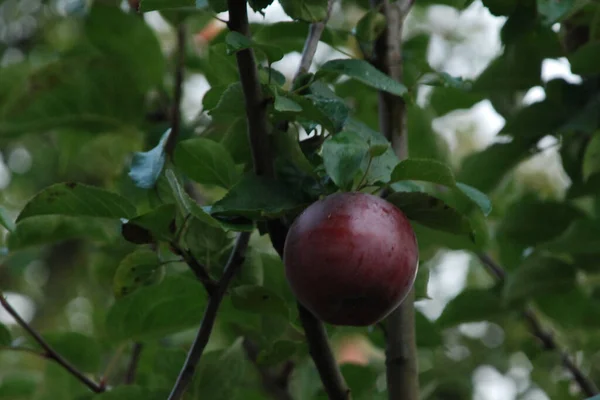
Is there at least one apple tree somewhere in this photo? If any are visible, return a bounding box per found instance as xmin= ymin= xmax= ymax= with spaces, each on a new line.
xmin=0 ymin=0 xmax=599 ymax=400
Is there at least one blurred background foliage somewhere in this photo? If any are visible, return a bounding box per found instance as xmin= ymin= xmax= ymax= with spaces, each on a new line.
xmin=0 ymin=0 xmax=600 ymax=399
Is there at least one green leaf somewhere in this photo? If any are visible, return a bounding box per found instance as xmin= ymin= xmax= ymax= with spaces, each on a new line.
xmin=317 ymin=59 xmax=407 ymax=97
xmin=113 ymin=249 xmax=164 ymax=298
xmin=497 ymin=198 xmax=584 ymax=246
xmin=414 ymin=266 xmax=430 ymax=300
xmin=0 ymin=374 xmax=36 ymax=398
xmin=345 ymin=118 xmax=400 ymax=184
xmin=340 ymin=364 xmax=379 ymax=396
xmin=291 ymin=94 xmax=350 ymax=134
xmin=231 ymin=285 xmax=290 ymax=317
xmin=457 ymin=138 xmax=534 ymax=193
xmin=42 ymin=332 xmax=101 ymax=373
xmin=94 ymin=386 xmax=169 ymax=400
xmin=279 ymin=0 xmax=329 ymax=22
xmin=537 ymin=0 xmax=577 ymax=24
xmin=386 ymin=192 xmax=474 ymax=239
xmin=0 ymin=324 xmax=11 ymax=346
xmin=122 ymin=204 xmax=177 ymax=244
xmin=225 ymin=32 xmax=284 ymax=64
xmin=274 ymin=92 xmax=303 ymax=112
xmin=429 ymin=86 xmax=485 ymax=116
xmin=140 ymin=0 xmax=208 ymax=11
xmin=208 ymin=82 xmax=245 ymax=121
xmin=0 ymin=207 xmax=15 ymax=233
xmin=185 ymin=216 xmax=231 ymax=272
xmin=436 ymin=288 xmax=504 ymax=328
xmin=391 ymin=158 xmax=456 ymax=186
xmin=85 ymin=3 xmax=165 ymax=92
xmin=174 ymin=137 xmax=241 ymax=189
xmin=455 ymin=183 xmax=492 ymax=216
xmin=354 ymin=9 xmax=386 ymax=43
xmin=368 ymin=143 xmax=390 ymax=158
xmin=415 ymin=310 xmax=442 ymax=347
xmin=210 ymin=174 xmax=307 ymax=220
xmin=195 ymin=338 xmax=247 ymax=400
xmin=273 ymin=127 xmax=318 ymax=178
xmin=8 ymin=216 xmax=116 ymax=250
xmin=472 ymin=41 xmax=542 ymax=91
xmin=569 ymin=42 xmax=600 ymax=76
xmin=503 ymin=254 xmax=576 ymax=305
xmin=0 ymin=57 xmax=141 ymax=136
xmin=164 ymin=169 xmax=225 ymax=230
xmin=542 ymin=219 xmax=600 ymax=254
xmin=257 ymin=340 xmax=300 ymax=366
xmin=535 ymin=288 xmax=600 ymax=329
xmin=105 ymin=275 xmax=208 ymax=342
xmin=322 ymin=131 xmax=368 ymax=189
xmin=16 ymin=183 xmax=137 ymax=223
xmin=249 ymin=0 xmax=274 ymax=12
xmin=406 ymin=104 xmax=450 ymax=163
xmin=129 ymin=129 xmax=171 ymax=189
xmin=583 ymin=132 xmax=600 ymax=181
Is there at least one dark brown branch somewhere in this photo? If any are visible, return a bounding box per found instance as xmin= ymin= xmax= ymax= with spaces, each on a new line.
xmin=477 ymin=254 xmax=598 ymax=397
xmin=226 ymin=2 xmax=349 ymax=400
xmin=272 ymin=2 xmax=350 ymax=398
xmin=369 ymin=1 xmax=418 ymax=399
xmin=0 ymin=293 xmax=105 ymax=393
xmin=243 ymin=338 xmax=294 ymax=400
xmin=124 ymin=342 xmax=144 ymax=385
xmin=175 ymin=244 xmax=218 ymax=294
xmin=167 ymin=232 xmax=251 ymax=400
xmin=165 ymin=22 xmax=187 ymax=158
xmin=227 ymin=0 xmax=273 ymax=177
xmin=298 ymin=305 xmax=351 ymax=400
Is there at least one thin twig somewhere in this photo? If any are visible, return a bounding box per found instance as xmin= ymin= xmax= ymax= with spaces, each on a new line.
xmin=0 ymin=293 xmax=105 ymax=393
xmin=165 ymin=22 xmax=187 ymax=158
xmin=242 ymin=338 xmax=295 ymax=400
xmin=477 ymin=254 xmax=598 ymax=397
xmin=167 ymin=232 xmax=251 ymax=400
xmin=174 ymin=244 xmax=218 ymax=294
xmin=293 ymin=0 xmax=335 ymax=82
xmin=369 ymin=1 xmax=419 ymax=399
xmin=99 ymin=344 xmax=125 ymax=388
xmin=124 ymin=342 xmax=144 ymax=385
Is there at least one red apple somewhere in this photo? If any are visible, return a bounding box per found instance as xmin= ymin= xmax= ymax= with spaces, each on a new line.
xmin=283 ymin=192 xmax=419 ymax=326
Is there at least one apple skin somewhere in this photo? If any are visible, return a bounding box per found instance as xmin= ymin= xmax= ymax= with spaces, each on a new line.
xmin=283 ymin=192 xmax=419 ymax=327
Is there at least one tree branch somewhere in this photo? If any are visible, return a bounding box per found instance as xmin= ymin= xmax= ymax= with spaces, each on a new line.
xmin=165 ymin=22 xmax=187 ymax=158
xmin=293 ymin=0 xmax=335 ymax=81
xmin=226 ymin=3 xmax=349 ymax=400
xmin=227 ymin=0 xmax=273 ymax=177
xmin=0 ymin=293 xmax=105 ymax=393
xmin=272 ymin=1 xmax=351 ymax=399
xmin=167 ymin=232 xmax=251 ymax=400
xmin=124 ymin=342 xmax=144 ymax=385
xmin=298 ymin=305 xmax=351 ymax=400
xmin=369 ymin=1 xmax=419 ymax=399
xmin=174 ymin=244 xmax=218 ymax=294
xmin=477 ymin=254 xmax=599 ymax=397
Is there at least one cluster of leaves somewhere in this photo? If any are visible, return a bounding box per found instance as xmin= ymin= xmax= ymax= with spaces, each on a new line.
xmin=0 ymin=0 xmax=599 ymax=399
